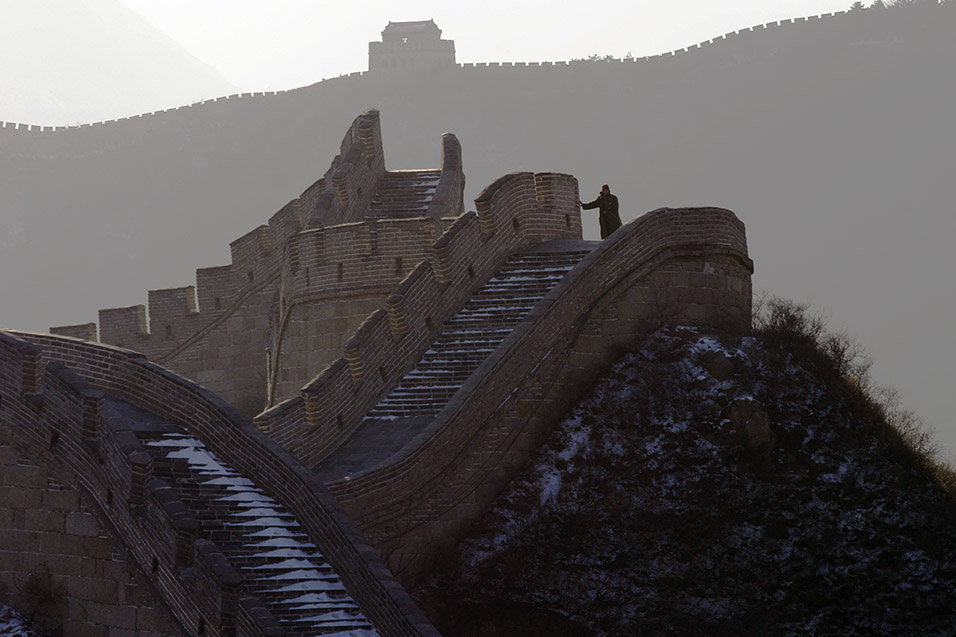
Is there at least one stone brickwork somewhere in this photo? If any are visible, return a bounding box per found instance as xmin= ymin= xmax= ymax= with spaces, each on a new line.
xmin=255 ymin=172 xmax=584 ymax=467
xmin=1 ymin=331 xmax=438 ymax=635
xmin=321 ymin=207 xmax=752 ymax=585
xmin=51 ymin=110 xmax=465 ymax=417
xmin=0 ymin=443 xmax=184 ymax=637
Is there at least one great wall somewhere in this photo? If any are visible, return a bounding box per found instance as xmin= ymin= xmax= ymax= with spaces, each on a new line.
xmin=24 ymin=8 xmax=945 ymax=634
xmin=5 ymin=6 xmax=945 ymax=133
xmin=3 ymin=101 xmax=751 ymax=633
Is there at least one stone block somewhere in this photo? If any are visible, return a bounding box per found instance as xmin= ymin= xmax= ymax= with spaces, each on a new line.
xmin=65 ymin=512 xmax=102 ymax=538
xmin=3 ymin=464 xmax=48 ymax=489
xmin=9 ymin=488 xmax=43 ymax=510
xmin=23 ymin=509 xmax=65 ymax=533
xmin=85 ymin=601 xmax=137 ymax=630
xmin=69 ymin=577 xmax=118 ymax=604
xmin=0 ymin=445 xmax=18 ymax=465
xmin=43 ymin=489 xmax=80 ymax=511
xmin=82 ymin=537 xmax=115 ymax=560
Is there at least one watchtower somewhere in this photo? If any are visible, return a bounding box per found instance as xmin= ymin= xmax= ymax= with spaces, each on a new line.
xmin=368 ymin=19 xmax=456 ymax=74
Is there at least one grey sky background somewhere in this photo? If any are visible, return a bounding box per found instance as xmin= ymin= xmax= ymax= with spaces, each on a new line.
xmin=1 ymin=1 xmax=952 ymax=461
xmin=4 ymin=0 xmax=854 ymax=124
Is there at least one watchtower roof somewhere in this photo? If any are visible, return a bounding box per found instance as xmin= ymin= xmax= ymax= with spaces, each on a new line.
xmin=382 ymin=19 xmax=442 ymax=39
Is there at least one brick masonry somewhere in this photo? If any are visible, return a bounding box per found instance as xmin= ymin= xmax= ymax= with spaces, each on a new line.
xmin=255 ymin=171 xmax=584 ymax=468
xmin=50 ymin=110 xmax=465 ymax=420
xmin=321 ymin=206 xmax=753 ymax=585
xmin=0 ymin=330 xmax=438 ymax=635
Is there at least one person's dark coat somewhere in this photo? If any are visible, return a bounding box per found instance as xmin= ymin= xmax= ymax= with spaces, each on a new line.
xmin=581 ymin=191 xmax=622 ymax=239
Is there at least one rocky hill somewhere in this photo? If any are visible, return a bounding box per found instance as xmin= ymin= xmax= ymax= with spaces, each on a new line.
xmin=415 ymin=303 xmax=956 ymax=635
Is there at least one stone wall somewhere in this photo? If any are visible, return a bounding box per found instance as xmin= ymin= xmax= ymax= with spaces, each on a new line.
xmin=4 ymin=331 xmax=438 ymax=635
xmin=0 ymin=442 xmax=184 ymax=636
xmin=256 ymin=172 xmax=583 ymax=467
xmin=323 ymin=207 xmax=753 ymax=585
xmin=0 ymin=332 xmax=211 ymax=635
xmin=49 ymin=110 xmax=464 ymax=417
xmin=266 ymin=133 xmax=464 ymax=405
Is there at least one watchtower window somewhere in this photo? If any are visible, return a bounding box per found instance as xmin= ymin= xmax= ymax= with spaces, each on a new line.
xmin=214 ymin=297 xmax=222 ymax=310
xmin=337 ymin=263 xmax=344 ymax=282
xmin=165 ymin=324 xmax=173 ymax=339
xmin=247 ymin=271 xmax=254 ymax=282
xmin=395 ymin=257 xmax=404 ymax=277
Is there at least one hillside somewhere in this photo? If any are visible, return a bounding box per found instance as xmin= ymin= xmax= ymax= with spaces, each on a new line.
xmin=1 ymin=5 xmax=953 ymax=450
xmin=0 ymin=0 xmax=235 ymax=125
xmin=414 ymin=308 xmax=956 ymax=635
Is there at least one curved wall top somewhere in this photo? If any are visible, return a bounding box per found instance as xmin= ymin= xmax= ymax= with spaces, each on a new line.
xmin=2 ymin=330 xmax=438 ymax=636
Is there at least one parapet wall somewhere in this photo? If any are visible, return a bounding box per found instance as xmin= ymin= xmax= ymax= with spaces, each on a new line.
xmin=48 ymin=110 xmax=412 ymax=415
xmin=0 ymin=332 xmax=225 ymax=635
xmin=256 ymin=172 xmax=583 ymax=466
xmin=4 ymin=331 xmax=438 ymax=636
xmin=325 ymin=207 xmax=753 ymax=584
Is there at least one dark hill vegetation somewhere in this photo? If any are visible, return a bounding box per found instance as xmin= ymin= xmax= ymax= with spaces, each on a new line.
xmin=1 ymin=4 xmax=953 ymax=450
xmin=413 ymin=301 xmax=956 ymax=635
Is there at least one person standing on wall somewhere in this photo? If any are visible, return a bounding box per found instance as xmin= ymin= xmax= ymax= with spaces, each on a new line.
xmin=581 ymin=184 xmax=621 ymax=239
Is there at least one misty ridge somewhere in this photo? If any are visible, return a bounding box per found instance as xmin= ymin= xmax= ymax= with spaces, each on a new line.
xmin=0 ymin=0 xmax=236 ymax=125
xmin=0 ymin=3 xmax=953 ymax=451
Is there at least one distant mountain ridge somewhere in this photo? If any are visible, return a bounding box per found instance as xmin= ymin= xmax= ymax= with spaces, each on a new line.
xmin=1 ymin=4 xmax=953 ymax=453
xmin=0 ymin=0 xmax=235 ymax=126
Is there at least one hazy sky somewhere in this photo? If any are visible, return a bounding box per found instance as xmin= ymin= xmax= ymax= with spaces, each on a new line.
xmin=116 ymin=0 xmax=854 ymax=91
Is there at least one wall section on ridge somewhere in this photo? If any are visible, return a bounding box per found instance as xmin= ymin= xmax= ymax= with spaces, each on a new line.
xmin=3 ymin=331 xmax=439 ymax=636
xmin=324 ymin=207 xmax=753 ymax=585
xmin=266 ymin=133 xmax=465 ymax=405
xmin=48 ymin=110 xmax=405 ymax=417
xmin=256 ymin=172 xmax=583 ymax=467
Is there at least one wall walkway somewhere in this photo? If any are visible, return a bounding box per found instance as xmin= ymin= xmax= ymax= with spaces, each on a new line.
xmin=0 ymin=330 xmax=438 ymax=635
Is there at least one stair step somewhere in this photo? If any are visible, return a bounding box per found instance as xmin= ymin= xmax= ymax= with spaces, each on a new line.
xmin=361 ymin=247 xmax=591 ymax=421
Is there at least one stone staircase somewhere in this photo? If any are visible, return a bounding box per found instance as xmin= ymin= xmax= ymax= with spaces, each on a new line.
xmin=314 ymin=240 xmax=595 ymax=481
xmin=366 ymin=170 xmax=441 ymax=220
xmin=117 ymin=399 xmax=377 ymax=636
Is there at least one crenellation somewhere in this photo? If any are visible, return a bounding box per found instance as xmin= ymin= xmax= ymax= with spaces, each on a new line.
xmin=267 ymin=198 xmax=305 ymax=248
xmin=50 ymin=322 xmax=97 ymax=341
xmin=426 ymin=133 xmax=465 ymax=220
xmin=229 ymin=225 xmax=274 ymax=282
xmin=147 ymin=286 xmax=198 ymax=341
xmin=99 ymin=305 xmax=147 ymax=347
xmin=195 ymin=265 xmax=234 ymax=314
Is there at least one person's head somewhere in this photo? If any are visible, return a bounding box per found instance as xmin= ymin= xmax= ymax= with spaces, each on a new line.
xmin=601 ymin=184 xmax=610 ymax=195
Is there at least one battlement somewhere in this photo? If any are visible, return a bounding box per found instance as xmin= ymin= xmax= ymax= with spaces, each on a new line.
xmin=285 ymin=217 xmax=438 ymax=301
xmin=307 ymin=110 xmax=387 ymax=227
xmin=257 ymin=171 xmax=582 ymax=464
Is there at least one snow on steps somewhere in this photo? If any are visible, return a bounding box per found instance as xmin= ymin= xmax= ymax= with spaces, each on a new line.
xmin=135 ymin=423 xmax=377 ymax=636
xmin=365 ymin=246 xmax=592 ymax=420
xmin=366 ymin=170 xmax=441 ymax=220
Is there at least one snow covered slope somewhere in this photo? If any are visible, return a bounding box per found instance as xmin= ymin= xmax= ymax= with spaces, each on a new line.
xmin=419 ymin=325 xmax=956 ymax=635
